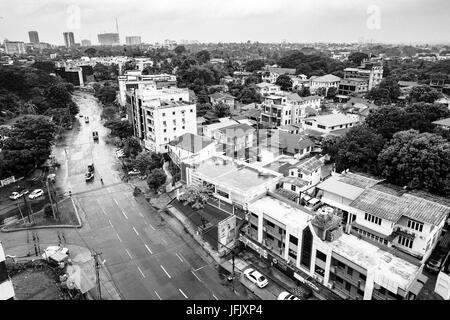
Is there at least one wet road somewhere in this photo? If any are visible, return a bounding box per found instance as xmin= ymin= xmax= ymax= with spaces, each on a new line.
xmin=1 ymin=91 xmax=244 ymax=300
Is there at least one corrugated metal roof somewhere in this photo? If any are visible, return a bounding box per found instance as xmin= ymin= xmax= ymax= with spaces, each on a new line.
xmin=294 ymin=157 xmax=323 ymax=175
xmin=350 ymin=189 xmax=403 ymax=222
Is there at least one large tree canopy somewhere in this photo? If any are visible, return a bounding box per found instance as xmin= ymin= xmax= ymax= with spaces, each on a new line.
xmin=275 ymin=74 xmax=293 ymax=91
xmin=378 ymin=130 xmax=450 ymax=196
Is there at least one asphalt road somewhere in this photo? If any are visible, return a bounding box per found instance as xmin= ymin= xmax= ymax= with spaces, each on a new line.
xmin=1 ymin=91 xmax=244 ymax=300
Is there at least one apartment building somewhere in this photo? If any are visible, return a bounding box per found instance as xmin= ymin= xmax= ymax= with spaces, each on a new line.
xmin=209 ymin=92 xmax=236 ymax=111
xmin=167 ymin=132 xmax=216 ymax=167
xmin=127 ymin=86 xmax=197 ymax=153
xmin=309 ymin=74 xmax=341 ymax=95
xmin=125 ymin=36 xmax=142 ymax=46
xmin=302 ymin=113 xmax=360 ymax=135
xmin=98 ymin=33 xmax=120 ymax=46
xmin=0 ymin=243 xmax=15 ymax=300
xmin=338 ymin=61 xmax=383 ymax=96
xmin=118 ymin=70 xmax=177 ymax=106
xmin=63 ymin=32 xmax=75 ymax=48
xmin=316 ymin=172 xmax=449 ymax=263
xmin=4 ymin=41 xmax=26 ymax=55
xmin=241 ymin=192 xmax=431 ymax=300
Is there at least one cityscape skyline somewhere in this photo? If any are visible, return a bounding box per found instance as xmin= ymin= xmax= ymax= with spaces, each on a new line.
xmin=0 ymin=0 xmax=449 ymax=46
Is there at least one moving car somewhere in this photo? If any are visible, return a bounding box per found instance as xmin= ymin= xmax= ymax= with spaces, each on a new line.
xmin=85 ymin=116 xmax=89 ymax=123
xmin=243 ymin=268 xmax=269 ymax=288
xmin=85 ymin=172 xmax=94 ymax=181
xmin=28 ymin=189 xmax=44 ymax=199
xmin=277 ymin=291 xmax=300 ymax=300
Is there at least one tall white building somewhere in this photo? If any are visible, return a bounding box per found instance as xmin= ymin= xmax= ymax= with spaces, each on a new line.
xmin=125 ymin=36 xmax=142 ymax=46
xmin=4 ymin=41 xmax=26 ymax=55
xmin=0 ymin=243 xmax=15 ymax=300
xmin=127 ymin=85 xmax=197 ymax=153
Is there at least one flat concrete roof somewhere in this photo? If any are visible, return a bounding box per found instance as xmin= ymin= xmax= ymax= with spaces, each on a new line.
xmin=194 ymin=156 xmax=280 ymax=192
xmin=329 ymin=233 xmax=420 ymax=291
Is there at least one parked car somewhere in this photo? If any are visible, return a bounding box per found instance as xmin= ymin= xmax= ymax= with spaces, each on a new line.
xmin=28 ymin=189 xmax=44 ymax=199
xmin=277 ymin=291 xmax=300 ymax=300
xmin=9 ymin=191 xmax=24 ymax=200
xmin=85 ymin=116 xmax=89 ymax=123
xmin=128 ymin=169 xmax=141 ymax=176
xmin=243 ymin=268 xmax=269 ymax=288
xmin=79 ymin=114 xmax=83 ymax=117
xmin=85 ymin=172 xmax=94 ymax=181
xmin=426 ymin=250 xmax=446 ymax=273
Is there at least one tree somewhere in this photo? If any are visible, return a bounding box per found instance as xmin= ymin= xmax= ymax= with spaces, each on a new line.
xmin=296 ymin=85 xmax=311 ymax=97
xmin=147 ymin=168 xmax=167 ymax=191
xmin=131 ymin=151 xmax=164 ymax=174
xmin=367 ymin=77 xmax=401 ymax=105
xmin=408 ymin=85 xmax=442 ymax=103
xmin=365 ymin=106 xmax=409 ymax=139
xmin=179 ymin=185 xmax=214 ymax=209
xmin=315 ymin=87 xmax=327 ymax=97
xmin=95 ymin=86 xmax=117 ymax=105
xmin=237 ymin=87 xmax=262 ymax=104
xmin=378 ymin=130 xmax=450 ymax=196
xmin=174 ymin=45 xmax=186 ymax=55
xmin=275 ymin=74 xmax=293 ymax=91
xmin=46 ymin=83 xmax=72 ymax=108
xmin=122 ymin=136 xmax=142 ymax=159
xmin=212 ymin=102 xmax=231 ymax=118
xmin=123 ymin=60 xmax=137 ymax=72
xmin=244 ymin=59 xmax=265 ymax=72
xmin=326 ymin=86 xmax=337 ymax=99
xmin=195 ymin=50 xmax=211 ymax=64
xmin=348 ymin=52 xmax=369 ymax=65
xmin=84 ymin=47 xmax=97 ymax=58
xmin=104 ymin=119 xmax=133 ymax=139
xmin=403 ymin=102 xmax=450 ymax=133
xmin=101 ymin=106 xmax=118 ymax=121
xmin=321 ymin=125 xmax=385 ymax=174
xmin=196 ymin=102 xmax=212 ymax=117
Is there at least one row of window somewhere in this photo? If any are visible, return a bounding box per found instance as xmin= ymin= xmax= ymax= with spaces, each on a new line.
xmin=355 ymin=227 xmax=389 ymax=245
xmin=162 ymin=119 xmax=186 ymax=126
xmin=407 ymin=219 xmax=424 ymax=232
xmin=364 ymin=212 xmax=382 ymax=225
xmin=397 ymin=235 xmax=413 ymax=249
xmin=161 ymin=108 xmax=193 ymax=117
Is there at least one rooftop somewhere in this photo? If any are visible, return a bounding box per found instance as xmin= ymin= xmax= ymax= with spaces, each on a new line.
xmin=168 ymin=133 xmax=214 ymax=153
xmin=263 ymin=157 xmax=297 ymax=176
xmin=433 ymin=117 xmax=450 ymax=127
xmin=292 ymin=156 xmax=324 ymax=175
xmin=329 ymin=233 xmax=420 ymax=291
xmin=194 ymin=156 xmax=280 ymax=192
xmin=209 ymin=92 xmax=236 ymax=100
xmin=304 ymin=113 xmax=360 ymax=127
xmin=309 ymin=74 xmax=341 ymax=83
xmin=217 ymin=123 xmax=255 ymax=138
xmin=265 ymin=67 xmax=296 ymax=75
xmin=281 ymin=176 xmax=309 ymax=188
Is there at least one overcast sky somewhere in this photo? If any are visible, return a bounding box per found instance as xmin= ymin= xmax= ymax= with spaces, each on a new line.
xmin=1 ymin=0 xmax=449 ymax=45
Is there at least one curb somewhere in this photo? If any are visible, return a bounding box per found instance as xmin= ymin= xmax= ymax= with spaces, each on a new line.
xmin=1 ymin=197 xmax=83 ymax=233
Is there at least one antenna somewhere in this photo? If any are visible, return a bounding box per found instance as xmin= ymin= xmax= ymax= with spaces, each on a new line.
xmin=116 ymin=17 xmax=119 ymax=34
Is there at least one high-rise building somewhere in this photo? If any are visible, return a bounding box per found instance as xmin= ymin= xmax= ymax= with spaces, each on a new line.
xmin=81 ymin=39 xmax=92 ymax=47
xmin=125 ymin=36 xmax=141 ymax=46
xmin=0 ymin=242 xmax=15 ymax=300
xmin=98 ymin=33 xmax=120 ymax=46
xmin=63 ymin=32 xmax=75 ymax=48
xmin=28 ymin=31 xmax=40 ymax=44
xmin=4 ymin=41 xmax=26 ymax=55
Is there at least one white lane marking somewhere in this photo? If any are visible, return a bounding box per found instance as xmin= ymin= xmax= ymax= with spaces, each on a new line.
xmin=212 ymin=294 xmax=219 ymax=300
xmin=178 ymin=252 xmax=186 ymax=262
xmin=144 ymin=244 xmax=153 ymax=254
xmin=138 ymin=211 xmax=144 ymax=218
xmin=137 ymin=266 xmax=146 ymax=278
xmin=148 ymin=223 xmax=155 ymax=230
xmin=125 ymin=249 xmax=132 ymax=259
xmin=121 ymin=210 xmax=128 ymax=220
xmin=100 ymin=206 xmax=107 ymax=215
xmin=175 ymin=252 xmax=183 ymax=262
xmin=109 ymin=219 xmax=113 ymax=228
xmin=191 ymin=270 xmax=203 ymax=283
xmin=113 ymin=198 xmax=119 ymax=206
xmin=178 ymin=288 xmax=188 ymax=299
xmin=160 ymin=265 xmax=172 ymax=279
xmin=161 ymin=238 xmax=167 ymax=245
xmin=132 ymin=226 xmax=139 ymax=236
xmin=154 ymin=290 xmax=162 ymax=300
xmin=193 ymin=265 xmax=208 ymax=272
xmin=116 ymin=233 xmax=122 ymax=242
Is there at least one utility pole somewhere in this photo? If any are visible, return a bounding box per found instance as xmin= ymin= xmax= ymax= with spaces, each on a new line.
xmin=92 ymin=251 xmax=103 ymax=300
xmin=22 ymin=194 xmax=32 ymax=223
xmin=46 ymin=179 xmax=57 ymax=220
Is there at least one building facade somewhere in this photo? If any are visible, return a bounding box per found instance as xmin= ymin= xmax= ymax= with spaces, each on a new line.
xmin=302 ymin=113 xmax=360 ymax=134
xmin=98 ymin=33 xmax=120 ymax=46
xmin=81 ymin=39 xmax=92 ymax=47
xmin=4 ymin=41 xmax=26 ymax=55
xmin=28 ymin=31 xmax=40 ymax=44
xmin=63 ymin=32 xmax=75 ymax=48
xmin=0 ymin=243 xmax=15 ymax=300
xmin=126 ymin=36 xmax=142 ymax=46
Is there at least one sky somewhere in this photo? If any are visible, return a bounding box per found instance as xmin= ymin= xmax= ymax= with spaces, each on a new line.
xmin=1 ymin=0 xmax=449 ymax=45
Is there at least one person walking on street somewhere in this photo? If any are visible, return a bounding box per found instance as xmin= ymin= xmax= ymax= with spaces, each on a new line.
xmin=100 ymin=176 xmax=104 ymax=185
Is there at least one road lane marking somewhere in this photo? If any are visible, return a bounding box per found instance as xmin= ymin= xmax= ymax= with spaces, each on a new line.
xmin=193 ymin=265 xmax=208 ymax=272
xmin=109 ymin=219 xmax=113 ymax=228
xmin=144 ymin=244 xmax=153 ymax=254
xmin=178 ymin=288 xmax=188 ymax=299
xmin=160 ymin=265 xmax=171 ymax=279
xmin=154 ymin=291 xmax=162 ymax=300
xmin=138 ymin=211 xmax=144 ymax=218
xmin=116 ymin=233 xmax=122 ymax=242
xmin=137 ymin=267 xmax=146 ymax=278
xmin=191 ymin=270 xmax=203 ymax=283
xmin=100 ymin=206 xmax=107 ymax=216
xmin=212 ymin=294 xmax=219 ymax=300
xmin=125 ymin=249 xmax=132 ymax=259
xmin=121 ymin=210 xmax=128 ymax=220
xmin=161 ymin=238 xmax=167 ymax=245
xmin=175 ymin=253 xmax=184 ymax=262
xmin=113 ymin=198 xmax=119 ymax=206
xmin=132 ymin=226 xmax=139 ymax=236
xmin=178 ymin=252 xmax=186 ymax=262
xmin=148 ymin=223 xmax=155 ymax=230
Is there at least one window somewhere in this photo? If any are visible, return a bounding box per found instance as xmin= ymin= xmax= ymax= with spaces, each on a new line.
xmin=173 ymin=128 xmax=176 ymax=131
xmin=163 ymin=121 xmax=167 ymax=126
xmin=182 ymin=126 xmax=185 ymax=129
xmin=398 ymin=235 xmax=413 ymax=249
xmin=407 ymin=219 xmax=424 ymax=232
xmin=289 ymin=235 xmax=298 ymax=246
xmin=266 ymin=220 xmax=275 ymax=228
xmin=164 ymin=137 xmax=167 ymax=141
xmin=163 ymin=129 xmax=166 ymax=133
xmin=336 ymin=276 xmax=343 ymax=284
xmin=291 ymin=185 xmax=296 ymax=192
xmin=172 ymin=111 xmax=175 ymax=115
xmin=266 ymin=233 xmax=274 ymax=241
xmin=357 ymin=289 xmax=364 ymax=296
xmin=345 ymin=282 xmax=351 ymax=292
xmin=162 ymin=113 xmax=165 ymax=116
xmin=359 ymin=274 xmax=367 ymax=281
xmin=347 ymin=267 xmax=353 ymax=277
xmin=288 ymin=248 xmax=297 ymax=259
xmin=316 ymin=250 xmax=327 ymax=262
xmin=251 ymin=224 xmax=257 ymax=230
xmin=364 ymin=212 xmax=381 ymax=225
xmin=190 ymin=109 xmax=193 ymax=112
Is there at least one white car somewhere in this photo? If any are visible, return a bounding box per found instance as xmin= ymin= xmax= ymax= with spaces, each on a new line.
xmin=277 ymin=291 xmax=300 ymax=300
xmin=9 ymin=191 xmax=24 ymax=200
xmin=243 ymin=268 xmax=269 ymax=288
xmin=29 ymin=189 xmax=44 ymax=199
xmin=128 ymin=169 xmax=141 ymax=176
